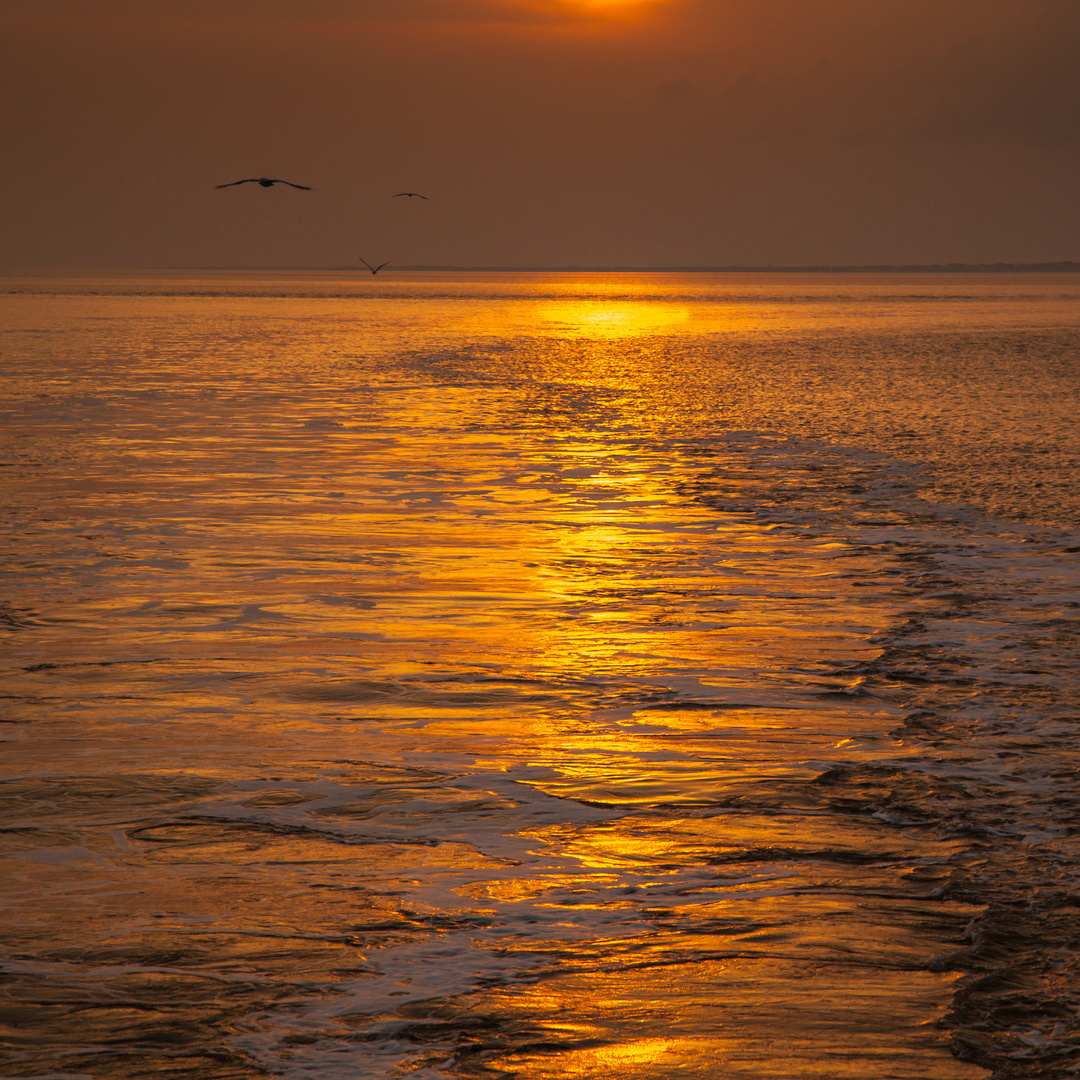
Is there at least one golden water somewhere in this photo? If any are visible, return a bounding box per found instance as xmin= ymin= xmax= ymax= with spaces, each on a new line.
xmin=4 ymin=272 xmax=1080 ymax=1078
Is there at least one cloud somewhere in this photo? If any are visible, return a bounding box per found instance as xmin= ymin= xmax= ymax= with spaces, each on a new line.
xmin=1 ymin=0 xmax=1078 ymax=265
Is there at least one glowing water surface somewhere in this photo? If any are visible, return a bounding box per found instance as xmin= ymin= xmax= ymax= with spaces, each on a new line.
xmin=3 ymin=272 xmax=1079 ymax=1078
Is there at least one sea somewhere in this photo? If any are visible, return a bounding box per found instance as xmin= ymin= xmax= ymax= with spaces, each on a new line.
xmin=2 ymin=270 xmax=1080 ymax=1080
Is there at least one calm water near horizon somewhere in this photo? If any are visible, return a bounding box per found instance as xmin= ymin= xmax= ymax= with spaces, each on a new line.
xmin=3 ymin=271 xmax=1080 ymax=1078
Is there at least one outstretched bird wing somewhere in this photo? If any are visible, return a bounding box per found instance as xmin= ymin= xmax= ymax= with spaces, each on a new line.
xmin=274 ymin=180 xmax=312 ymax=190
xmin=214 ymin=179 xmax=259 ymax=188
xmin=359 ymin=258 xmax=392 ymax=274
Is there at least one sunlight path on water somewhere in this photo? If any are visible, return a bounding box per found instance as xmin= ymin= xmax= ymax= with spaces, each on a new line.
xmin=0 ymin=275 xmax=1014 ymax=1079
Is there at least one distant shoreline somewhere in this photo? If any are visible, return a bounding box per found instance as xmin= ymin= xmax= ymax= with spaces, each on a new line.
xmin=156 ymin=261 xmax=1080 ymax=274
xmin=8 ymin=262 xmax=1080 ymax=274
xmin=396 ymin=262 xmax=1080 ymax=273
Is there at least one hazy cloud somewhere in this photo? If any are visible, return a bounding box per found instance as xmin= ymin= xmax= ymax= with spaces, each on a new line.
xmin=2 ymin=0 xmax=1078 ymax=266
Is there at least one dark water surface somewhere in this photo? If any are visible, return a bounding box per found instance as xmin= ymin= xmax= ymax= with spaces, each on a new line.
xmin=2 ymin=272 xmax=1080 ymax=1079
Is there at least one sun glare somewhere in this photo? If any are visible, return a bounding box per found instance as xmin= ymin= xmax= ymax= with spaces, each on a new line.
xmin=499 ymin=0 xmax=670 ymax=31
xmin=547 ymin=0 xmax=667 ymax=14
xmin=582 ymin=0 xmax=664 ymax=8
xmin=536 ymin=300 xmax=691 ymax=337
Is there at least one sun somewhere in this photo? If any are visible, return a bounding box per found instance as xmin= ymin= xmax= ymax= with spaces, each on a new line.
xmin=551 ymin=0 xmax=667 ymax=11
xmin=510 ymin=0 xmax=669 ymax=23
xmin=499 ymin=0 xmax=672 ymax=33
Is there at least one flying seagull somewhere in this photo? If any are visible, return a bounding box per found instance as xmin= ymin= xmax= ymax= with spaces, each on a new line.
xmin=393 ymin=192 xmax=428 ymax=199
xmin=215 ymin=178 xmax=312 ymax=189
xmin=359 ymin=257 xmax=391 ymax=275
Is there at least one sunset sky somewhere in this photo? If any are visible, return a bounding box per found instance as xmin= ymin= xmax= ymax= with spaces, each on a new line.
xmin=3 ymin=0 xmax=1078 ymax=268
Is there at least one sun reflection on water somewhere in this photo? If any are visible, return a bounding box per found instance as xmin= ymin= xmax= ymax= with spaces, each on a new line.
xmin=0 ymin=273 xmax=1000 ymax=1080
xmin=535 ymin=300 xmax=691 ymax=337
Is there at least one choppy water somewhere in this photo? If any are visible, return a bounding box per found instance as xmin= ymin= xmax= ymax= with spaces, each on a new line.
xmin=2 ymin=271 xmax=1080 ymax=1079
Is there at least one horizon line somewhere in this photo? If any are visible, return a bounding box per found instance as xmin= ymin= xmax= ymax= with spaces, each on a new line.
xmin=9 ymin=261 xmax=1080 ymax=274
xmin=157 ymin=260 xmax=1080 ymax=274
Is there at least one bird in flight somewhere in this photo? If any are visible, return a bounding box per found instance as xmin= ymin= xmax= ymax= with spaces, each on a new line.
xmin=393 ymin=192 xmax=428 ymax=199
xmin=359 ymin=257 xmax=391 ymax=275
xmin=215 ymin=178 xmax=312 ymax=189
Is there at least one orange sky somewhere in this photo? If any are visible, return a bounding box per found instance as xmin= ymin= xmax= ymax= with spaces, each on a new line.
xmin=2 ymin=0 xmax=1078 ymax=267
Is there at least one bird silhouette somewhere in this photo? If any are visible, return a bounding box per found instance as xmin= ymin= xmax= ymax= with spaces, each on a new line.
xmin=393 ymin=192 xmax=428 ymax=199
xmin=359 ymin=257 xmax=391 ymax=275
xmin=215 ymin=178 xmax=312 ymax=189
